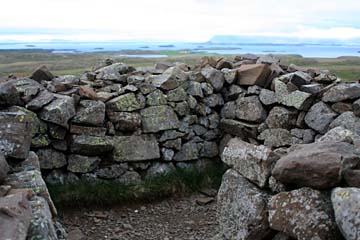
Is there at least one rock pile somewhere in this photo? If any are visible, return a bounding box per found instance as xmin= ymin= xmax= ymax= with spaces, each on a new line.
xmin=0 ymin=53 xmax=359 ymax=239
xmin=216 ymin=55 xmax=360 ymax=240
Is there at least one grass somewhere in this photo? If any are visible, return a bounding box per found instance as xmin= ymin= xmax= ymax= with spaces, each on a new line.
xmin=1 ymin=49 xmax=360 ymax=82
xmin=47 ymin=162 xmax=227 ymax=209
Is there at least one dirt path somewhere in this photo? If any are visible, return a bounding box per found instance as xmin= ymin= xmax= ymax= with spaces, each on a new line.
xmin=59 ymin=193 xmax=219 ymax=240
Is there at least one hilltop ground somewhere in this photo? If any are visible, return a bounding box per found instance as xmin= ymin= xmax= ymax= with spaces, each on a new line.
xmin=1 ymin=49 xmax=360 ymax=82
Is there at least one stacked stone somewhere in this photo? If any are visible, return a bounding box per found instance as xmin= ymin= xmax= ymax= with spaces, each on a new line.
xmin=217 ymin=55 xmax=360 ymax=240
xmin=0 ymin=81 xmax=64 ymax=239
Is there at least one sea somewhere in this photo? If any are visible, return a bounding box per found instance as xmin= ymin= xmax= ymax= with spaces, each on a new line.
xmin=1 ymin=41 xmax=360 ymax=58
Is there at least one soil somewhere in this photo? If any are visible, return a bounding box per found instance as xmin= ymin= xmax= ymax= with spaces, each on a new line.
xmin=59 ymin=192 xmax=219 ymax=240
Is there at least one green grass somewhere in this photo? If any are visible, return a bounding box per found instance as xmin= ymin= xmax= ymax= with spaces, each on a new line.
xmin=47 ymin=162 xmax=226 ymax=209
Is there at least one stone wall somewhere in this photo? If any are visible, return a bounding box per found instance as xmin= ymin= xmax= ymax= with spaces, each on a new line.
xmin=0 ymin=54 xmax=360 ymax=239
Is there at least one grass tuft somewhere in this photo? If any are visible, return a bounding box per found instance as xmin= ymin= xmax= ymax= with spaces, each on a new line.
xmin=47 ymin=162 xmax=226 ymax=209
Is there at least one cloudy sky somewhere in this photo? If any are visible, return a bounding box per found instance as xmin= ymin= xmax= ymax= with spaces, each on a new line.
xmin=1 ymin=0 xmax=360 ymax=42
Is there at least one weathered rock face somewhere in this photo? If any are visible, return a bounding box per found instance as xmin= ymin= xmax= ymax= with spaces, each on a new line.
xmin=0 ymin=81 xmax=20 ymax=107
xmin=105 ymin=93 xmax=143 ymax=112
xmin=304 ymin=101 xmax=337 ymax=134
xmin=112 ymin=135 xmax=160 ymax=162
xmin=37 ymin=148 xmax=67 ymax=170
xmin=0 ymin=154 xmax=9 ymax=183
xmin=67 ymin=154 xmax=100 ymax=173
xmin=322 ymin=83 xmax=360 ymax=102
xmin=30 ymin=65 xmax=54 ymax=82
xmin=331 ymin=187 xmax=360 ymax=240
xmin=72 ymin=100 xmax=105 ymax=126
xmin=221 ymin=138 xmax=277 ymax=188
xmin=140 ymin=106 xmax=180 ymax=133
xmin=70 ymin=135 xmax=114 ymax=156
xmin=0 ymin=111 xmax=33 ymax=159
xmin=235 ymin=96 xmax=267 ymax=123
xmin=236 ymin=64 xmax=271 ymax=87
xmin=39 ymin=95 xmax=76 ymax=129
xmin=150 ymin=66 xmax=188 ymax=90
xmin=268 ymin=187 xmax=342 ymax=240
xmin=107 ymin=111 xmax=141 ymax=131
xmin=272 ymin=141 xmax=359 ymax=189
xmin=217 ymin=169 xmax=273 ymax=240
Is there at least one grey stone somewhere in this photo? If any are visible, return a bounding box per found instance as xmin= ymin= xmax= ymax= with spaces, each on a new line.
xmin=259 ymin=89 xmax=277 ymax=105
xmin=161 ymin=148 xmax=175 ymax=161
xmin=220 ymin=119 xmax=258 ymax=138
xmin=30 ymin=65 xmax=54 ymax=82
xmin=174 ymin=101 xmax=190 ymax=116
xmin=150 ymin=66 xmax=188 ymax=90
xmin=331 ymin=187 xmax=360 ymax=240
xmin=353 ymin=98 xmax=360 ymax=117
xmin=115 ymin=171 xmax=142 ymax=185
xmin=268 ymin=187 xmax=342 ymax=240
xmin=145 ymin=162 xmax=175 ymax=178
xmin=159 ymin=130 xmax=186 ymax=142
xmin=289 ymin=71 xmax=312 ymax=87
xmin=201 ymin=66 xmax=224 ymax=91
xmin=203 ymin=94 xmax=223 ymax=108
xmin=105 ymin=93 xmax=143 ymax=112
xmin=26 ymin=90 xmax=54 ymax=111
xmin=228 ymin=84 xmax=245 ymax=100
xmin=12 ymin=78 xmax=44 ymax=103
xmin=274 ymin=79 xmax=312 ymax=110
xmin=221 ymin=138 xmax=277 ymax=188
xmin=113 ymin=135 xmax=160 ymax=162
xmin=163 ymin=138 xmax=182 ymax=151
xmin=186 ymin=81 xmax=203 ymax=98
xmin=107 ymin=111 xmax=141 ymax=132
xmin=70 ymin=135 xmax=114 ymax=156
xmin=266 ymin=106 xmax=296 ymax=129
xmin=329 ymin=111 xmax=360 ymax=135
xmin=200 ymin=141 xmax=218 ymax=158
xmin=258 ymin=129 xmax=292 ymax=148
xmin=0 ymin=81 xmax=20 ymax=107
xmin=174 ymin=141 xmax=200 ymax=161
xmin=317 ymin=126 xmax=359 ymax=144
xmin=72 ymin=100 xmax=105 ymax=127
xmin=217 ymin=169 xmax=273 ymax=240
xmin=290 ymin=128 xmax=315 ymax=144
xmin=39 ymin=95 xmax=76 ymax=128
xmin=235 ymin=96 xmax=267 ymax=123
xmin=167 ymin=87 xmax=187 ymax=102
xmin=96 ymin=164 xmax=127 ymax=179
xmin=140 ymin=106 xmax=180 ymax=133
xmin=322 ymin=83 xmax=360 ymax=102
xmin=304 ymin=102 xmax=337 ymax=134
xmin=146 ymin=90 xmax=167 ymax=106
xmin=221 ymin=68 xmax=237 ymax=84
xmin=37 ymin=148 xmax=67 ymax=170
xmin=0 ymin=153 xmax=9 ymax=183
xmin=221 ymin=101 xmax=236 ymax=119
xmin=67 ymin=154 xmax=101 ymax=173
xmin=201 ymin=82 xmax=214 ymax=96
xmin=331 ymin=102 xmax=353 ymax=113
xmin=95 ymin=63 xmax=129 ymax=82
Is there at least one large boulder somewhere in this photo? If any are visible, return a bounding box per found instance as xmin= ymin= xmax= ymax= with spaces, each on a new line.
xmin=112 ymin=135 xmax=160 ymax=162
xmin=331 ymin=187 xmax=360 ymax=240
xmin=322 ymin=83 xmax=360 ymax=102
xmin=70 ymin=135 xmax=114 ymax=156
xmin=0 ymin=192 xmax=32 ymax=240
xmin=236 ymin=64 xmax=271 ymax=87
xmin=274 ymin=79 xmax=312 ymax=110
xmin=72 ymin=100 xmax=105 ymax=127
xmin=268 ymin=187 xmax=342 ymax=240
xmin=0 ymin=111 xmax=33 ymax=159
xmin=221 ymin=138 xmax=277 ymax=188
xmin=304 ymin=101 xmax=337 ymax=134
xmin=150 ymin=66 xmax=188 ymax=90
xmin=12 ymin=78 xmax=44 ymax=103
xmin=105 ymin=93 xmax=143 ymax=112
xmin=0 ymin=153 xmax=9 ymax=183
xmin=201 ymin=66 xmax=225 ymax=91
xmin=36 ymin=148 xmax=67 ymax=170
xmin=235 ymin=96 xmax=267 ymax=123
xmin=39 ymin=95 xmax=76 ymax=128
xmin=140 ymin=105 xmax=180 ymax=133
xmin=272 ymin=141 xmax=359 ymax=189
xmin=217 ymin=169 xmax=273 ymax=240
xmin=0 ymin=81 xmax=20 ymax=107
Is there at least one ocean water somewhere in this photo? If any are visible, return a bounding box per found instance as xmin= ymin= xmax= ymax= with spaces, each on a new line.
xmin=1 ymin=41 xmax=360 ymax=58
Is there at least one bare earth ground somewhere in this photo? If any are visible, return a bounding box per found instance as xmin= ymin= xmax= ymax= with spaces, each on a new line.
xmin=59 ymin=193 xmax=219 ymax=240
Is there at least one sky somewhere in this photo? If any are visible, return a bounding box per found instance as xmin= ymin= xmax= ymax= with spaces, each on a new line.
xmin=1 ymin=0 xmax=360 ymax=42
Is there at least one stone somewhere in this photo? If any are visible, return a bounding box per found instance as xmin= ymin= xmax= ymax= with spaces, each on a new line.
xmin=201 ymin=66 xmax=224 ymax=91
xmin=30 ymin=65 xmax=54 ymax=82
xmin=159 ymin=130 xmax=186 ymax=142
xmin=272 ymin=141 xmax=359 ymax=189
xmin=257 ymin=55 xmax=280 ymax=64
xmin=115 ymin=171 xmax=142 ymax=185
xmin=235 ymin=96 xmax=267 ymax=123
xmin=221 ymin=138 xmax=277 ymax=188
xmin=69 ymin=125 xmax=107 ymax=137
xmin=0 ymin=153 xmax=9 ymax=183
xmin=0 ymin=192 xmax=32 ymax=240
xmin=203 ymin=94 xmax=223 ymax=108
xmin=0 ymin=111 xmax=33 ymax=159
xmin=221 ymin=68 xmax=237 ymax=84
xmin=0 ymin=185 xmax=11 ymax=197
xmin=322 ymin=83 xmax=360 ymax=102
xmin=163 ymin=139 xmax=182 ymax=151
xmin=48 ymin=124 xmax=67 ymax=140
xmin=96 ymin=164 xmax=127 ymax=179
xmin=289 ymin=71 xmax=312 ymax=87
xmin=96 ymin=91 xmax=117 ymax=102
xmin=200 ymin=141 xmax=218 ymax=158
xmin=343 ymin=169 xmax=360 ymax=187
xmin=26 ymin=90 xmax=54 ymax=111
xmin=150 ymin=66 xmax=188 ymax=90
xmin=290 ymin=128 xmax=315 ymax=144
xmin=12 ymin=78 xmax=44 ymax=103
xmin=329 ymin=111 xmax=360 ymax=135
xmin=316 ymin=126 xmax=359 ymax=143
xmin=39 ymin=95 xmax=76 ymax=128
xmin=95 ymin=63 xmax=129 ymax=82
xmin=217 ymin=169 xmax=273 ymax=240
xmin=161 ymin=148 xmax=175 ymax=161
xmin=167 ymin=87 xmax=187 ymax=102
xmin=146 ymin=90 xmax=167 ymax=106
xmin=331 ymin=102 xmax=353 ymax=113
xmin=37 ymin=148 xmax=67 ymax=170
xmin=186 ymin=81 xmax=204 ymax=98
xmin=174 ymin=101 xmax=190 ymax=116
xmin=107 ymin=112 xmax=141 ymax=131
xmin=266 ymin=106 xmax=296 ymax=129
xmin=300 ymin=83 xmax=323 ymax=95
xmin=68 ymin=228 xmax=85 ymax=240
xmin=228 ymin=84 xmax=245 ymax=100
xmin=236 ymin=64 xmax=271 ymax=87
xmin=113 ymin=135 xmax=160 ymax=162
xmin=258 ymin=129 xmax=292 ymax=148
xmin=105 ymin=93 xmax=143 ymax=112
xmin=145 ymin=162 xmax=175 ymax=178
xmin=304 ymin=101 xmax=337 ymax=134
xmin=72 ymin=100 xmax=105 ymax=126
xmin=268 ymin=187 xmax=342 ymax=240
xmin=140 ymin=106 xmax=180 ymax=133
xmin=70 ymin=135 xmax=114 ymax=156
xmin=331 ymin=187 xmax=360 ymax=240
xmin=27 ymin=196 xmax=58 ymax=240
xmin=220 ymin=119 xmax=258 ymax=138
xmin=201 ymin=82 xmax=214 ymax=96
xmin=259 ymin=89 xmax=277 ymax=105
xmin=221 ymin=101 xmax=236 ymax=119
xmin=274 ymin=79 xmax=313 ymax=110
xmin=46 ymin=170 xmax=79 ymax=185
xmin=79 ymin=85 xmax=97 ymax=100
xmin=268 ymin=176 xmax=287 ymax=194
xmin=353 ymin=98 xmax=360 ymax=117
xmin=67 ymin=154 xmax=101 ymax=173
xmin=15 ymin=151 xmax=41 ymax=172
xmin=0 ymin=81 xmax=20 ymax=107
xmin=174 ymin=141 xmax=200 ymax=161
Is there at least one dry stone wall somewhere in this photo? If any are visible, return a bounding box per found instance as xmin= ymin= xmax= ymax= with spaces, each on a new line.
xmin=0 ymin=54 xmax=360 ymax=239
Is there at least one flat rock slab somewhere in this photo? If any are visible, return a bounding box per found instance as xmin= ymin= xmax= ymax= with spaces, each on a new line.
xmin=140 ymin=105 xmax=180 ymax=133
xmin=268 ymin=187 xmax=342 ymax=240
xmin=113 ymin=135 xmax=160 ymax=162
xmin=322 ymin=83 xmax=360 ymax=102
xmin=70 ymin=135 xmax=114 ymax=156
